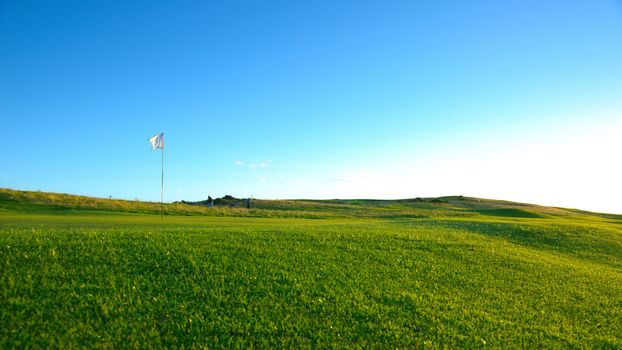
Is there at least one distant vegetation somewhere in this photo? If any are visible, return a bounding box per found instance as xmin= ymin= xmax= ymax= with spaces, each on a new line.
xmin=1 ymin=188 xmax=617 ymax=220
xmin=1 ymin=188 xmax=621 ymax=348
xmin=178 ymin=195 xmax=250 ymax=208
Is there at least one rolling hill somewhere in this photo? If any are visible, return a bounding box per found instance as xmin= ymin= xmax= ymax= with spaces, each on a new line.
xmin=1 ymin=188 xmax=621 ymax=348
xmin=1 ymin=188 xmax=618 ymax=220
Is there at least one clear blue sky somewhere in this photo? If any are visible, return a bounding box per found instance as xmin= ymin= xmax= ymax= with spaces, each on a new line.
xmin=2 ymin=1 xmax=622 ymax=213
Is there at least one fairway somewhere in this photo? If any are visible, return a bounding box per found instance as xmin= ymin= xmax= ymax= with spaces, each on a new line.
xmin=1 ymin=191 xmax=621 ymax=348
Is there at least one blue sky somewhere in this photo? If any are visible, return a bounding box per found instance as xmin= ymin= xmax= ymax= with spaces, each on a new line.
xmin=1 ymin=0 xmax=622 ymax=213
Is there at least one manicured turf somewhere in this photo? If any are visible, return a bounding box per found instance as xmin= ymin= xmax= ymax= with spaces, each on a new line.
xmin=1 ymin=190 xmax=621 ymax=348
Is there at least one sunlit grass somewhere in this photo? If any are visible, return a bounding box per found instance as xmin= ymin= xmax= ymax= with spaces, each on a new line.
xmin=1 ymin=189 xmax=621 ymax=348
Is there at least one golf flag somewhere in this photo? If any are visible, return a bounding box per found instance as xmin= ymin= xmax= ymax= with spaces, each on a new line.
xmin=149 ymin=132 xmax=165 ymax=219
xmin=149 ymin=133 xmax=164 ymax=150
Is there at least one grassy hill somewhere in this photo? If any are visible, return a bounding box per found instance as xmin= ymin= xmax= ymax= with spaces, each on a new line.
xmin=1 ymin=188 xmax=621 ymax=348
xmin=1 ymin=188 xmax=617 ymax=220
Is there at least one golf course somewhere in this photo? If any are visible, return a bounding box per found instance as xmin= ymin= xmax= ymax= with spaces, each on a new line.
xmin=1 ymin=188 xmax=621 ymax=348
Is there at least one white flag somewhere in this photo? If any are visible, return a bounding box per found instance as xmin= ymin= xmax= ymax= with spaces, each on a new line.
xmin=149 ymin=133 xmax=164 ymax=150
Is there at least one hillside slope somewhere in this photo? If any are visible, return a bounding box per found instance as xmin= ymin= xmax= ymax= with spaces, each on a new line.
xmin=1 ymin=189 xmax=621 ymax=347
xmin=1 ymin=188 xmax=619 ymax=222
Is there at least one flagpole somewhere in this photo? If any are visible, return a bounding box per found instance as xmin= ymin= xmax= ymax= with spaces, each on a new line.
xmin=161 ymin=134 xmax=164 ymax=220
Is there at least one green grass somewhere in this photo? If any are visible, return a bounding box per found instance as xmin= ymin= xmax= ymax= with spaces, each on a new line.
xmin=1 ymin=189 xmax=621 ymax=348
xmin=474 ymin=208 xmax=548 ymax=218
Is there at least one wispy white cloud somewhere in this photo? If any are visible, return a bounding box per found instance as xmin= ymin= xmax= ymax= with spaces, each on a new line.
xmin=235 ymin=159 xmax=272 ymax=170
xmin=249 ymin=162 xmax=267 ymax=170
